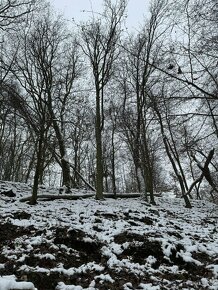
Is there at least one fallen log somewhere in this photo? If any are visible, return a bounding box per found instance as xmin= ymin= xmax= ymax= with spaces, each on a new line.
xmin=20 ymin=193 xmax=143 ymax=202
xmin=20 ymin=194 xmax=95 ymax=202
xmin=104 ymin=193 xmax=142 ymax=198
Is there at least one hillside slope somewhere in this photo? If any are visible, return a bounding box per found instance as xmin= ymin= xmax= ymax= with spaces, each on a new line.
xmin=0 ymin=181 xmax=217 ymax=290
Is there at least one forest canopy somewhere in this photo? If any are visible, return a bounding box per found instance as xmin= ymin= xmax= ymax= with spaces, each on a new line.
xmin=0 ymin=0 xmax=217 ymax=207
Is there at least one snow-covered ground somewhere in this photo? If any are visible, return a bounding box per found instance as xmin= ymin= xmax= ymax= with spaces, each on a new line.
xmin=0 ymin=181 xmax=217 ymax=290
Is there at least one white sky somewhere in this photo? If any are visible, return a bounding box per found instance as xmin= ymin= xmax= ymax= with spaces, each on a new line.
xmin=49 ymin=0 xmax=150 ymax=31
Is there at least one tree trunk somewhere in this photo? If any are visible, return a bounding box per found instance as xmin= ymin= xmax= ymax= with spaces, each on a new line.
xmin=141 ymin=123 xmax=155 ymax=205
xmin=111 ymin=126 xmax=117 ymax=197
xmin=61 ymin=158 xmax=72 ymax=191
xmin=47 ymin=91 xmax=72 ymax=189
xmin=30 ymin=135 xmax=44 ymax=205
xmin=95 ymin=90 xmax=104 ymax=200
xmin=52 ymin=122 xmax=72 ymax=189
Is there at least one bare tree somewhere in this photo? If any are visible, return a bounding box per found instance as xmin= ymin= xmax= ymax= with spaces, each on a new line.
xmin=116 ymin=0 xmax=170 ymax=204
xmin=0 ymin=91 xmax=34 ymax=182
xmin=80 ymin=0 xmax=127 ymax=199
xmin=9 ymin=9 xmax=81 ymax=202
xmin=0 ymin=0 xmax=36 ymax=31
xmin=0 ymin=0 xmax=38 ymax=86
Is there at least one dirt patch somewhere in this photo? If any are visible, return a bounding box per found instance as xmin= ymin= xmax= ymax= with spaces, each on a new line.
xmin=134 ymin=216 xmax=153 ymax=225
xmin=24 ymin=254 xmax=57 ymax=268
xmin=25 ymin=272 xmax=60 ymax=290
xmin=167 ymin=231 xmax=183 ymax=239
xmin=13 ymin=211 xmax=31 ymax=220
xmin=123 ymin=212 xmax=153 ymax=225
xmin=23 ymin=268 xmax=104 ymax=290
xmin=121 ymin=240 xmax=164 ymax=267
xmin=114 ymin=231 xmax=164 ymax=267
xmin=94 ymin=210 xmax=118 ymax=220
xmin=167 ymin=244 xmax=213 ymax=279
xmin=54 ymin=227 xmax=102 ymax=266
xmin=192 ymin=251 xmax=213 ymax=264
xmin=126 ymin=216 xmax=153 ymax=225
xmin=114 ymin=231 xmax=145 ymax=244
xmin=0 ymin=222 xmax=34 ymax=249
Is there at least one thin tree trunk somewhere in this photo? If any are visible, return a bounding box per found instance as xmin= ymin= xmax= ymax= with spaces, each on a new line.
xmin=30 ymin=134 xmax=44 ymax=205
xmin=111 ymin=129 xmax=117 ymax=197
xmin=95 ymin=90 xmax=104 ymax=200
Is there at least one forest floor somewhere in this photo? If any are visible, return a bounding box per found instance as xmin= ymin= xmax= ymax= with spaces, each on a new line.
xmin=0 ymin=181 xmax=218 ymax=290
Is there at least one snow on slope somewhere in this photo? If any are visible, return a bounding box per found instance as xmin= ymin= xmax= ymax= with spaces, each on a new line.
xmin=0 ymin=181 xmax=218 ymax=289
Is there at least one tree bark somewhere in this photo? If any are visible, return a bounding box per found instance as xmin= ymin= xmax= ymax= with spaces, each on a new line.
xmin=95 ymin=90 xmax=104 ymax=200
xmin=30 ymin=134 xmax=44 ymax=205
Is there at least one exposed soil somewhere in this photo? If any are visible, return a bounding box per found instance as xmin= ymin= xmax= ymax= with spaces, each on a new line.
xmin=0 ymin=186 xmax=217 ymax=290
xmin=0 ymin=220 xmax=215 ymax=290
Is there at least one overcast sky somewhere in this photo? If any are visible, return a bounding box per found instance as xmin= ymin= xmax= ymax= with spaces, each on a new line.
xmin=49 ymin=0 xmax=150 ymax=31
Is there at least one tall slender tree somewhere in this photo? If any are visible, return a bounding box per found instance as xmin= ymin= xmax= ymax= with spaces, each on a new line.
xmin=80 ymin=0 xmax=127 ymax=199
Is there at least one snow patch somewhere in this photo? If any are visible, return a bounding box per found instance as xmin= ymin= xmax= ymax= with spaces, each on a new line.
xmin=0 ymin=275 xmax=37 ymax=290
